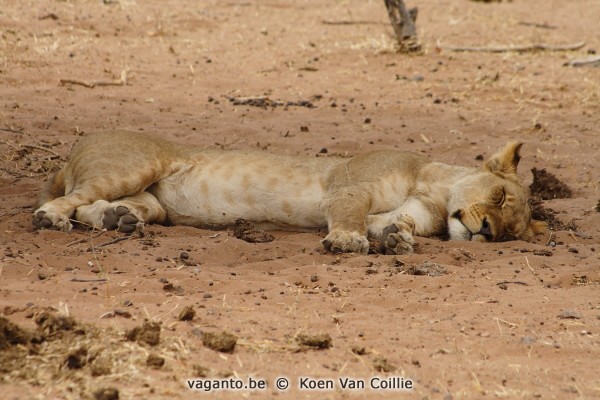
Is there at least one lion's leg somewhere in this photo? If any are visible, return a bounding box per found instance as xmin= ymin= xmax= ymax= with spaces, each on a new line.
xmin=34 ymin=174 xmax=161 ymax=232
xmin=33 ymin=188 xmax=102 ymax=232
xmin=367 ymin=196 xmax=445 ymax=255
xmin=34 ymin=166 xmax=167 ymax=232
xmin=320 ymin=187 xmax=371 ymax=254
xmin=75 ymin=192 xmax=166 ymax=233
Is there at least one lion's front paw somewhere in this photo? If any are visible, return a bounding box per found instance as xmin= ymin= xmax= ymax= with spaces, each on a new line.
xmin=379 ymin=223 xmax=414 ymax=255
xmin=33 ymin=209 xmax=73 ymax=232
xmin=322 ymin=230 xmax=369 ymax=254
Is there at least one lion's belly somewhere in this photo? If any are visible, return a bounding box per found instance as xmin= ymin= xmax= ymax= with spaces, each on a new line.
xmin=150 ymin=158 xmax=329 ymax=229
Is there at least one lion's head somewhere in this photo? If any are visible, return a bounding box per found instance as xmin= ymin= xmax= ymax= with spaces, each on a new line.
xmin=447 ymin=142 xmax=547 ymax=242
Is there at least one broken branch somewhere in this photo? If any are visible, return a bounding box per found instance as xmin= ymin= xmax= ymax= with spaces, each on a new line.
xmin=0 ymin=127 xmax=25 ymax=134
xmin=496 ymin=281 xmax=529 ymax=286
xmin=22 ymin=144 xmax=61 ymax=158
xmin=70 ymin=278 xmax=108 ymax=283
xmin=439 ymin=41 xmax=585 ymax=53
xmin=60 ymin=69 xmax=129 ymax=89
xmin=87 ymin=236 xmax=131 ymax=251
xmin=321 ymin=20 xmax=385 ymax=26
xmin=565 ymin=55 xmax=600 ymax=67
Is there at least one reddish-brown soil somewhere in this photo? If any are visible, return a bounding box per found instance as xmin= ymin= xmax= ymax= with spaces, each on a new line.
xmin=1 ymin=1 xmax=599 ymax=399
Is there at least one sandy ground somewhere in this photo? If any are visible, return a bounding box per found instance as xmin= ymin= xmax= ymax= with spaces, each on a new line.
xmin=1 ymin=0 xmax=600 ymax=399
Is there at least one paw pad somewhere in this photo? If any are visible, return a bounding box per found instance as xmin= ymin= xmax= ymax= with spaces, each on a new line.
xmin=379 ymin=223 xmax=414 ymax=255
xmin=33 ymin=211 xmax=53 ymax=229
xmin=102 ymin=206 xmax=139 ymax=234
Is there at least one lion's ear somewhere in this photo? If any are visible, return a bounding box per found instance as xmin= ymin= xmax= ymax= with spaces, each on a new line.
xmin=489 ymin=185 xmax=517 ymax=208
xmin=489 ymin=185 xmax=506 ymax=206
xmin=484 ymin=142 xmax=523 ymax=175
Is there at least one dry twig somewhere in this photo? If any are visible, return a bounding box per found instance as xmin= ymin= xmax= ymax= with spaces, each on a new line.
xmin=87 ymin=236 xmax=131 ymax=251
xmin=439 ymin=41 xmax=585 ymax=53
xmin=322 ymin=20 xmax=385 ymax=26
xmin=22 ymin=144 xmax=61 ymax=158
xmin=0 ymin=127 xmax=24 ymax=134
xmin=566 ymin=55 xmax=600 ymax=67
xmin=60 ymin=69 xmax=129 ymax=89
xmin=518 ymin=21 xmax=557 ymax=30
xmin=496 ymin=281 xmax=529 ymax=286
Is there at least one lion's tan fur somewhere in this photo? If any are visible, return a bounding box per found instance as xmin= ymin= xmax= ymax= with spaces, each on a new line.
xmin=34 ymin=131 xmax=546 ymax=254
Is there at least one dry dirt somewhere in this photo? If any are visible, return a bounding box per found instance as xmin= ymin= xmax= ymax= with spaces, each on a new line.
xmin=1 ymin=0 xmax=600 ymax=399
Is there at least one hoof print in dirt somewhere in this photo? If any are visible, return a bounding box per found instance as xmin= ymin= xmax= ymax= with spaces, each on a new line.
xmin=233 ymin=219 xmax=274 ymax=243
xmin=202 ymin=331 xmax=237 ymax=353
xmin=296 ymin=333 xmax=333 ymax=350
xmin=125 ymin=320 xmax=161 ymax=346
xmin=373 ymin=356 xmax=397 ymax=373
xmin=529 ymin=168 xmax=572 ymax=200
xmin=93 ymin=387 xmax=119 ymax=400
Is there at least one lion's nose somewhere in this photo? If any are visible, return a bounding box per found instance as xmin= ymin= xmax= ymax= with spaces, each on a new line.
xmin=478 ymin=218 xmax=493 ymax=240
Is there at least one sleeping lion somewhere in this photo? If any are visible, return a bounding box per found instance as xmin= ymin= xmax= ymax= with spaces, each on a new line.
xmin=33 ymin=131 xmax=547 ymax=254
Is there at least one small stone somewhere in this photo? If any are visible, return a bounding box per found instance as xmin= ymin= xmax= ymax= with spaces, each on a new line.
xmin=520 ymin=336 xmax=537 ymax=346
xmin=558 ymin=309 xmax=582 ymax=319
xmin=146 ymin=354 xmax=165 ymax=369
xmin=125 ymin=321 xmax=161 ymax=346
xmin=193 ymin=364 xmax=210 ymax=377
xmin=202 ymin=331 xmax=237 ymax=353
xmin=178 ymin=306 xmax=195 ymax=321
xmin=373 ymin=357 xmax=396 ymax=373
xmin=296 ymin=333 xmax=332 ymax=349
xmin=93 ymin=387 xmax=119 ymax=400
